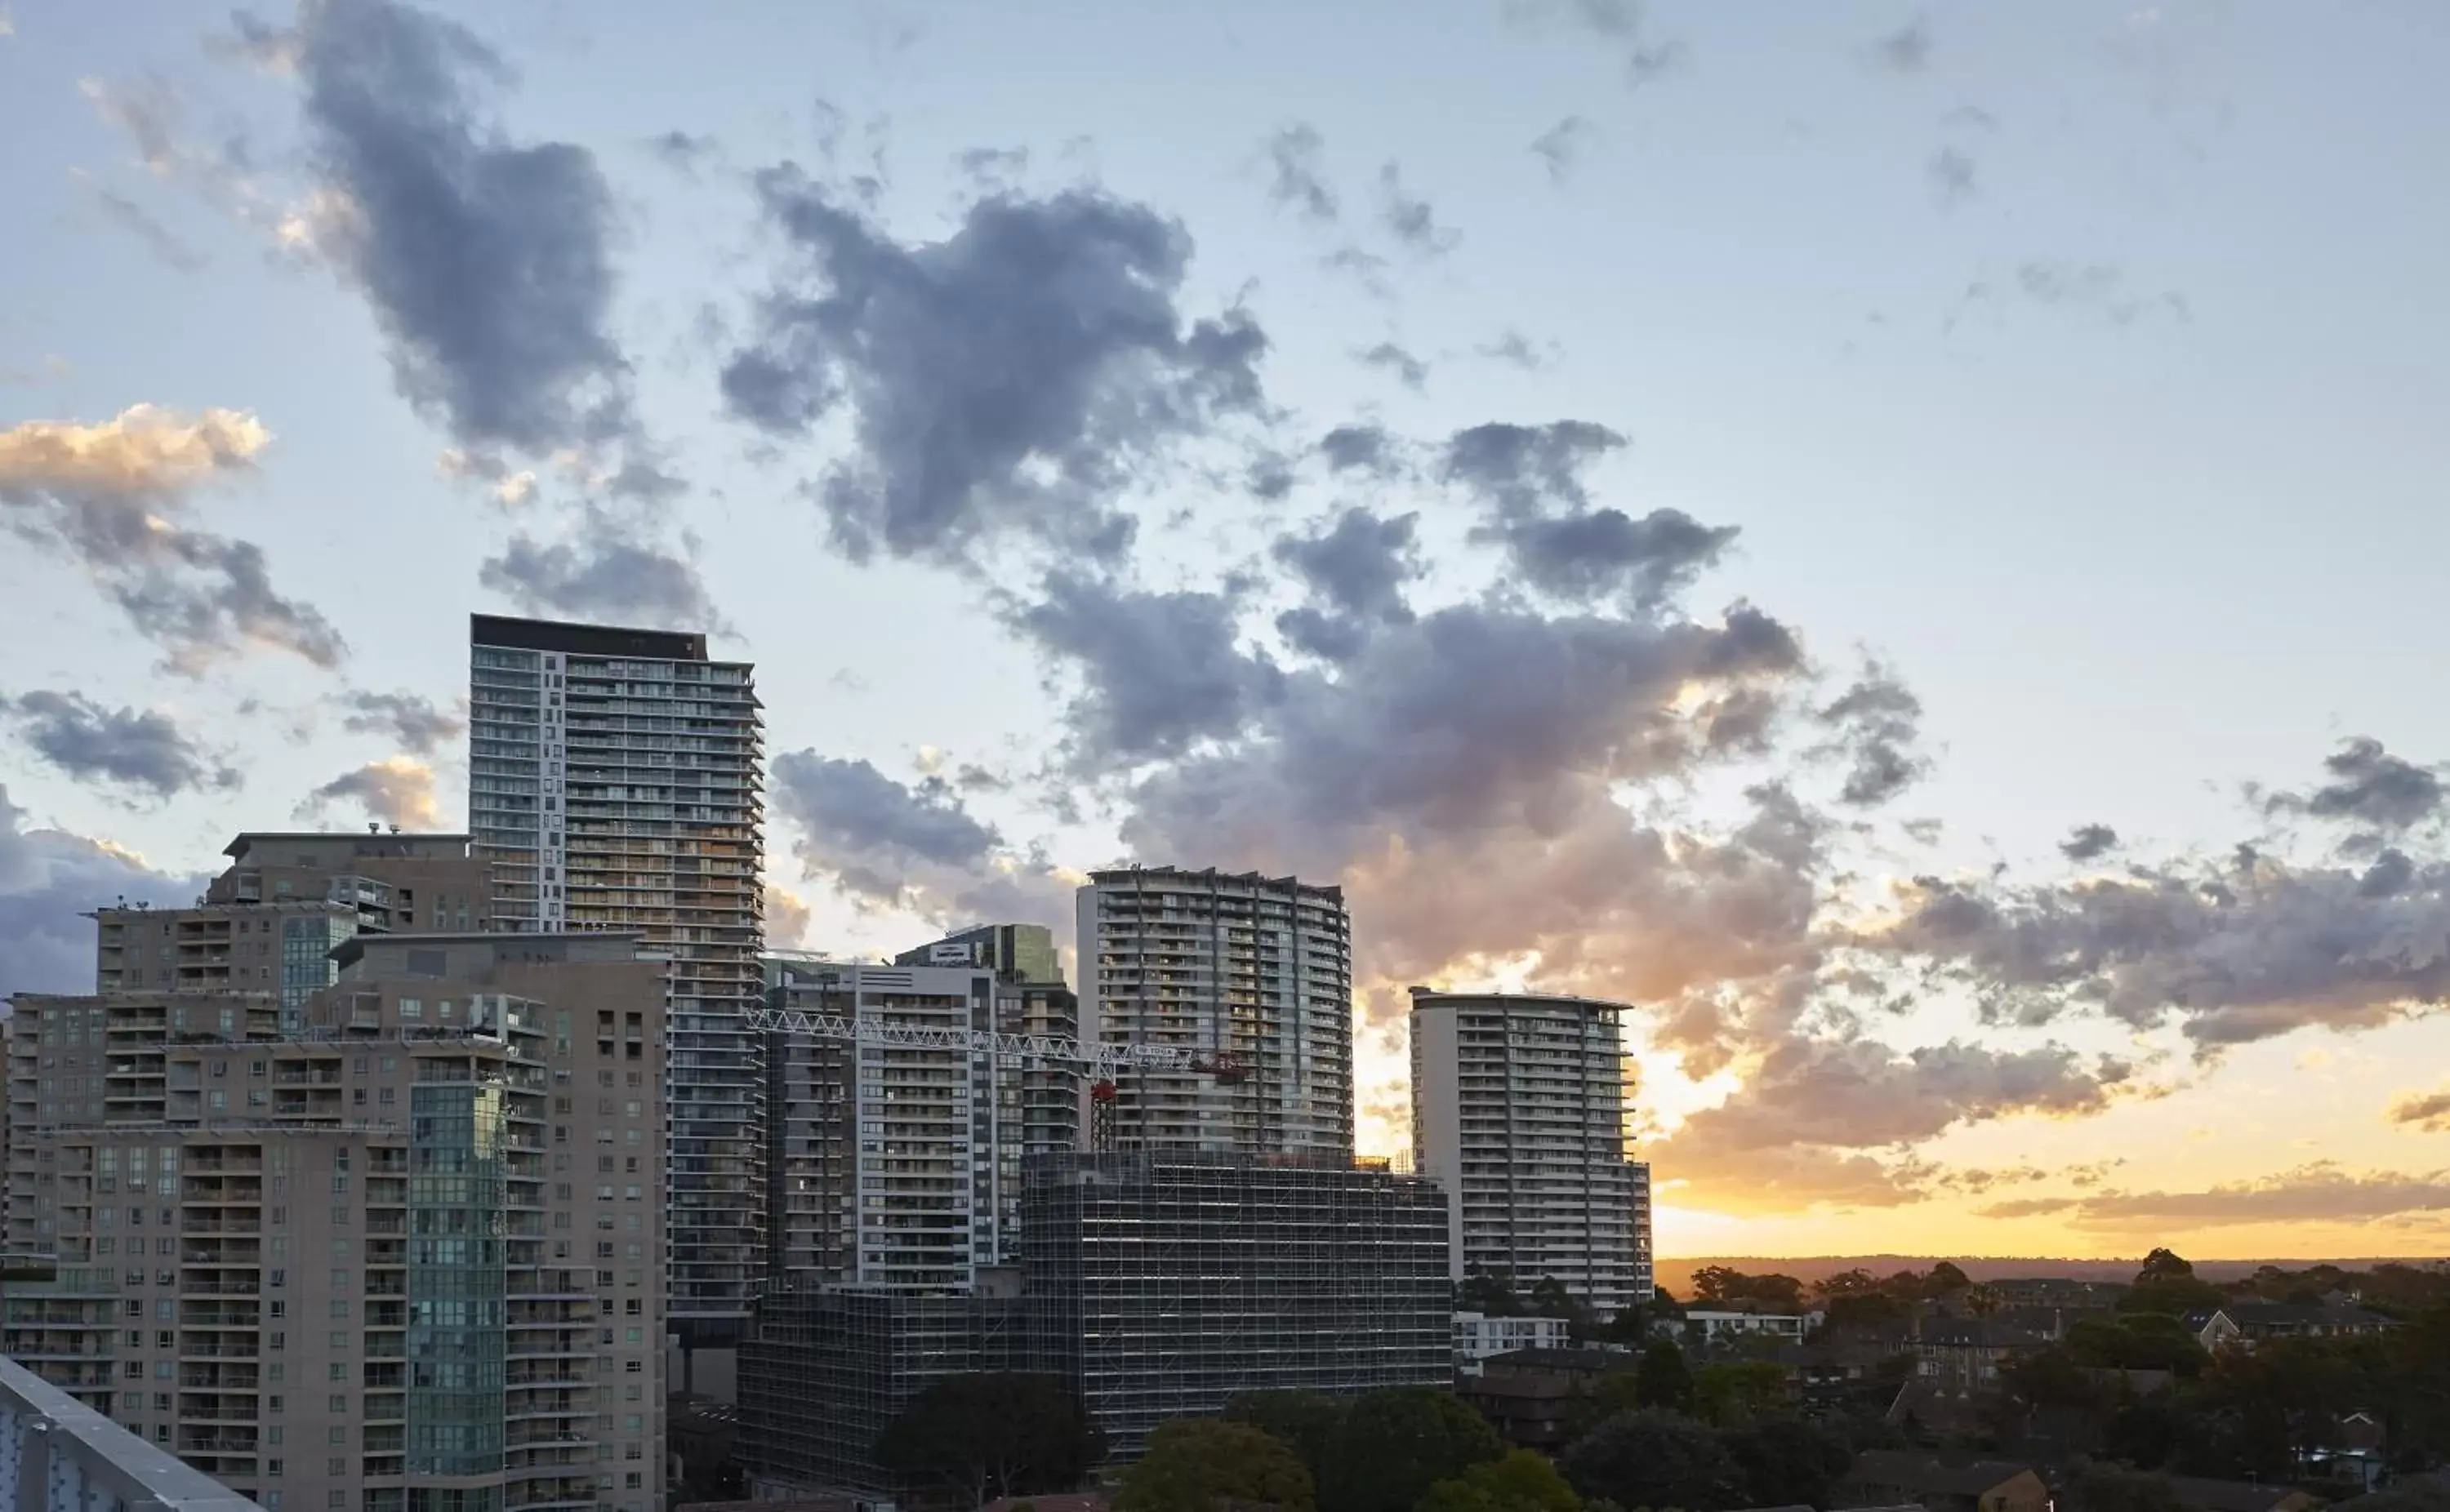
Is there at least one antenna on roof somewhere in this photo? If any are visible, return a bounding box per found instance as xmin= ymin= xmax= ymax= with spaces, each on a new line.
xmin=388 ymin=825 xmax=401 ymax=834
xmin=368 ymin=823 xmax=381 ymax=835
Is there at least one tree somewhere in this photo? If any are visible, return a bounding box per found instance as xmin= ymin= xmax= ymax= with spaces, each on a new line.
xmin=1814 ymin=1269 xmax=1879 ymax=1301
xmin=1723 ymin=1417 xmax=1851 ymax=1509
xmin=1316 ymin=1388 xmax=1505 ymax=1512
xmin=1462 ymin=1268 xmax=1527 ymax=1319
xmin=1418 ymin=1450 xmax=1584 ymax=1512
xmin=1118 ymin=1420 xmax=1315 ymax=1512
xmin=873 ymin=1372 xmax=1102 ymax=1508
xmin=1225 ymin=1392 xmax=1348 ymax=1480
xmin=1559 ymin=1409 xmax=1746 ymax=1512
xmin=2067 ymin=1317 xmax=2211 ymax=1376
xmin=2137 ymin=1249 xmax=2196 ymax=1284
xmin=1693 ymin=1362 xmax=1789 ymax=1426
xmin=1925 ymin=1261 xmax=1972 ymax=1297
xmin=1636 ymin=1339 xmax=1695 ymax=1412
xmin=1530 ymin=1276 xmax=1592 ymax=1326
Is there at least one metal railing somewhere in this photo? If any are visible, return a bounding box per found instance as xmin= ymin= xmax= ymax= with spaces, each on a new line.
xmin=0 ymin=1354 xmax=265 ymax=1512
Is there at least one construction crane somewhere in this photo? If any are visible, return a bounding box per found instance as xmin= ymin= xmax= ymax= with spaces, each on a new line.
xmin=741 ymin=1004 xmax=1247 ymax=1152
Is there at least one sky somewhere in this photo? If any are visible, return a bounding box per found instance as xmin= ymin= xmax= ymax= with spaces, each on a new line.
xmin=4 ymin=0 xmax=2450 ymax=1267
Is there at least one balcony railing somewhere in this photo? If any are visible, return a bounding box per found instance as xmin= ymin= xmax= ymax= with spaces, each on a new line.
xmin=0 ymin=1353 xmax=266 ymax=1512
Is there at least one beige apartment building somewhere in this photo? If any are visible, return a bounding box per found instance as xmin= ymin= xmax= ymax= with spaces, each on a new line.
xmin=2 ymin=832 xmax=668 ymax=1512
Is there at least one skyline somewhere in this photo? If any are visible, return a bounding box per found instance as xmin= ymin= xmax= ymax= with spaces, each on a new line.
xmin=3 ymin=0 xmax=2449 ymax=1265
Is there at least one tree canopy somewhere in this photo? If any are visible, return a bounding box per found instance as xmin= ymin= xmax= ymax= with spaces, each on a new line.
xmin=1635 ymin=1338 xmax=1695 ymax=1412
xmin=1316 ymin=1387 xmax=1505 ymax=1512
xmin=873 ymin=1372 xmax=1102 ymax=1507
xmin=1559 ymin=1409 xmax=1748 ymax=1512
xmin=1118 ymin=1419 xmax=1316 ymax=1512
xmin=1417 ymin=1450 xmax=1584 ymax=1512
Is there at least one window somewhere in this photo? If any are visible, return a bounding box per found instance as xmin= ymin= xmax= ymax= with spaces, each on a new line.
xmin=329 ymin=1363 xmax=349 ymax=1382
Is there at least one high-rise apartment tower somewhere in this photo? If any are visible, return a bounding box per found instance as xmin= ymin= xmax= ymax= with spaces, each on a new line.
xmin=1076 ymin=868 xmax=1352 ymax=1155
xmin=468 ymin=615 xmax=765 ymax=1354
xmin=1408 ymin=988 xmax=1647 ymax=1320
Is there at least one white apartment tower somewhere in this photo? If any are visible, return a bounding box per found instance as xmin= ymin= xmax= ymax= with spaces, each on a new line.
xmin=1409 ymin=989 xmax=1648 ymax=1319
xmin=1076 ymin=867 xmax=1352 ymax=1155
xmin=468 ymin=615 xmax=765 ymax=1356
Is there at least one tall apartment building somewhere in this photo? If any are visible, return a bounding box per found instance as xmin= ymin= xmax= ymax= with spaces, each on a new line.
xmin=1075 ymin=868 xmax=1352 ymax=1155
xmin=1630 ymin=1159 xmax=1655 ymax=1301
xmin=890 ymin=922 xmax=1061 ymax=986
xmin=3 ymin=869 xmax=670 ymax=1512
xmin=468 ymin=614 xmax=764 ymax=1353
xmin=1409 ymin=989 xmax=1647 ymax=1320
xmin=757 ymin=958 xmax=1079 ymax=1289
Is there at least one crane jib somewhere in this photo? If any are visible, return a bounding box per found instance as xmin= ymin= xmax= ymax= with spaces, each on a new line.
xmin=740 ymin=1005 xmax=1193 ymax=1074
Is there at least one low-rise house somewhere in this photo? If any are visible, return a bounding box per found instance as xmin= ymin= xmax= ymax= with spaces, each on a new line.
xmin=1842 ymin=1452 xmax=2050 ymax=1512
xmin=1455 ymin=1348 xmax=1637 ymax=1451
xmin=1688 ymin=1309 xmax=1825 ymax=1345
xmin=2181 ymin=1302 xmax=2397 ymax=1352
xmin=1910 ymin=1318 xmax=2051 ymax=1389
xmin=1454 ymin=1313 xmax=1575 ymax=1376
xmin=2166 ymin=1476 xmax=2326 ymax=1512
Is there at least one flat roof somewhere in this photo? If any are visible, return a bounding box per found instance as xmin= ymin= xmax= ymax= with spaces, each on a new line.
xmin=1406 ymin=986 xmax=1633 ymax=1013
xmin=222 ymin=831 xmax=471 ymax=857
xmin=471 ymin=612 xmax=710 ymax=662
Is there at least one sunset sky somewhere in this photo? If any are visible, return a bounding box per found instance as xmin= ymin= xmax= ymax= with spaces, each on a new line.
xmin=4 ymin=0 xmax=2448 ymax=1265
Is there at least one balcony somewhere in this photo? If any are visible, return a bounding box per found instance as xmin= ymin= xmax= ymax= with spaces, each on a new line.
xmin=0 ymin=1354 xmax=266 ymax=1512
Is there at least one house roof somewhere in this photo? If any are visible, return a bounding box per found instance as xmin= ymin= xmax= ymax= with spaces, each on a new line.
xmin=1482 ymin=1346 xmax=1635 ymax=1374
xmin=2166 ymin=1477 xmax=2312 ymax=1512
xmin=1918 ymin=1319 xmax=2051 ymax=1349
xmin=1850 ymin=1452 xmax=2040 ymax=1497
xmin=2225 ymin=1301 xmax=2396 ymax=1328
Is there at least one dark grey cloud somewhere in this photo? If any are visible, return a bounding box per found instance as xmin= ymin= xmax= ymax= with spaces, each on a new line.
xmin=1263 ymin=122 xmax=1338 ymax=222
xmin=1318 ymin=423 xmax=1405 ymax=478
xmin=1 ymin=691 xmax=238 ymax=799
xmin=297 ymin=758 xmax=439 ymax=829
xmin=0 ymin=407 xmax=346 ymax=673
xmin=2266 ymin=736 xmax=2445 ymax=835
xmin=2060 ymin=823 xmax=2121 ymax=862
xmin=479 ymin=523 xmax=719 ymax=629
xmin=78 ymin=176 xmax=207 ymax=272
xmin=0 ymin=783 xmax=206 ymax=996
xmin=1815 ymin=666 xmax=1927 ymax=807
xmin=294 ymin=0 xmax=639 ymax=458
xmin=1271 ymin=508 xmax=1423 ymax=662
xmin=1355 ymin=340 xmax=1428 ymax=390
xmin=1530 ymin=116 xmax=1597 ymax=184
xmin=1876 ymin=16 xmax=1933 ymax=73
xmin=1441 ymin=420 xmax=1626 ymax=517
xmin=1014 ymin=572 xmax=1285 ymax=770
xmin=1927 ymin=146 xmax=1978 ymax=206
xmin=336 ymin=690 xmax=463 ymax=754
xmin=724 ymin=172 xmax=1268 ymax=568
xmin=1866 ymin=838 xmax=2450 ymax=1051
xmin=772 ymin=752 xmax=1000 ymax=880
xmin=1376 ymin=162 xmax=1459 ymax=257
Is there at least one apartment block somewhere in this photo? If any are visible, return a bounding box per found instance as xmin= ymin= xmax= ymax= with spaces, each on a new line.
xmin=1021 ymin=1150 xmax=1451 ymax=1460
xmin=2 ymin=927 xmax=669 ymax=1512
xmin=1409 ymin=989 xmax=1647 ymax=1320
xmin=757 ymin=958 xmax=1080 ymax=1289
xmin=467 ymin=614 xmax=764 ymax=1345
xmin=1075 ymin=868 xmax=1352 ymax=1155
xmin=890 ymin=923 xmax=1062 ymax=987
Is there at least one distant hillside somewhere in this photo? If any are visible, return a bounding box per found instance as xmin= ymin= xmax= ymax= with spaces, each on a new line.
xmin=1655 ymin=1255 xmax=2442 ymax=1296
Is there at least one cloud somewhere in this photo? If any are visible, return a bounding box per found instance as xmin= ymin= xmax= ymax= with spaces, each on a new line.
xmin=649 ymin=129 xmax=718 ymax=175
xmin=2060 ymin=824 xmax=2121 ymax=861
xmin=436 ymin=447 xmax=537 ymax=507
xmin=2000 ymin=1165 xmax=2450 ymax=1230
xmin=479 ymin=520 xmax=719 ymax=629
xmin=0 ymin=783 xmax=206 ymax=995
xmin=1262 ymin=122 xmax=1338 ymax=221
xmin=292 ymin=0 xmax=640 ymax=459
xmin=2390 ymin=1085 xmax=2450 ymax=1134
xmin=296 ymin=757 xmax=439 ymax=829
xmin=1864 ymin=837 xmax=2450 ymax=1051
xmin=1376 ymin=162 xmax=1460 ymax=257
xmin=1355 ymin=340 xmax=1429 ymax=390
xmin=336 ymin=690 xmax=463 ymax=754
xmin=1013 ymin=572 xmax=1285 ymax=770
xmin=1971 ymin=1196 xmax=2079 ymax=1220
xmin=0 ymin=406 xmax=345 ymax=671
xmin=765 ymin=882 xmax=813 ymax=949
xmin=1319 ymin=423 xmax=1405 ymax=478
xmin=1530 ymin=116 xmax=1597 ymax=184
xmin=0 ymin=691 xmax=239 ymax=799
xmin=76 ymin=174 xmax=207 ymax=272
xmin=1815 ymin=665 xmax=1928 ymax=807
xmin=1876 ymin=16 xmax=1933 ymax=73
xmin=770 ymin=750 xmax=1073 ymax=924
xmin=1665 ymin=1144 xmax=1937 ymax=1216
xmin=1505 ymin=1 xmax=1686 ymax=87
xmin=1927 ymin=146 xmax=1978 ymax=207
xmin=1954 ymin=263 xmax=2191 ymax=331
xmin=1272 ymin=508 xmax=1423 ymax=662
xmin=724 ymin=172 xmax=1267 ymax=568
xmin=2265 ymin=736 xmax=2445 ymax=836
xmin=1442 ymin=420 xmax=1741 ymax=610
xmin=1478 ymin=330 xmax=1554 ymax=371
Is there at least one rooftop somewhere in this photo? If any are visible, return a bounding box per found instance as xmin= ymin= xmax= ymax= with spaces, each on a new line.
xmin=471 ymin=611 xmax=714 ymax=662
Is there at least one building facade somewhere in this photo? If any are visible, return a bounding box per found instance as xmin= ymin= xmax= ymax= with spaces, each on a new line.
xmin=1021 ymin=1150 xmax=1450 ymax=1460
xmin=1409 ymin=989 xmax=1646 ymax=1320
xmin=890 ymin=924 xmax=1061 ymax=988
xmin=1075 ymin=869 xmax=1352 ymax=1156
xmin=468 ymin=614 xmax=765 ymax=1348
xmin=3 ymin=906 xmax=670 ymax=1512
xmin=758 ymin=958 xmax=1080 ymax=1288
